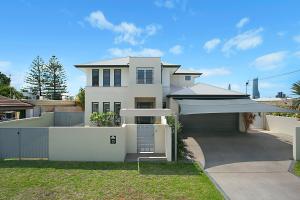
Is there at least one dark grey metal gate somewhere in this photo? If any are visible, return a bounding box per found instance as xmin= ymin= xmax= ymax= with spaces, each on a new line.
xmin=137 ymin=125 xmax=154 ymax=153
xmin=0 ymin=128 xmax=49 ymax=159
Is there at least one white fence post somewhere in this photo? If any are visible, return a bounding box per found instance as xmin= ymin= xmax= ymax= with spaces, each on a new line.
xmin=293 ymin=127 xmax=300 ymax=161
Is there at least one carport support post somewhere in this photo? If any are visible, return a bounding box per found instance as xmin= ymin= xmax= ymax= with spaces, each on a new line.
xmin=174 ymin=114 xmax=178 ymax=162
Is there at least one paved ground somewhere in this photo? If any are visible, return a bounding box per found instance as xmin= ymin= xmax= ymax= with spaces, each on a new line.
xmin=183 ymin=129 xmax=300 ymax=200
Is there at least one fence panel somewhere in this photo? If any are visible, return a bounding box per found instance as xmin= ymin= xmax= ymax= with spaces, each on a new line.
xmin=0 ymin=128 xmax=48 ymax=159
xmin=54 ymin=112 xmax=84 ymax=126
xmin=20 ymin=128 xmax=48 ymax=158
xmin=0 ymin=128 xmax=19 ymax=159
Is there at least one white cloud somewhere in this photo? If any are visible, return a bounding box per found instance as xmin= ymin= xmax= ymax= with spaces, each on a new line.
xmin=0 ymin=61 xmax=11 ymax=71
xmin=197 ymin=67 xmax=231 ymax=77
xmin=236 ymin=17 xmax=250 ymax=28
xmin=154 ymin=0 xmax=175 ymax=9
xmin=252 ymin=51 xmax=288 ymax=70
xmin=222 ymin=28 xmax=263 ymax=55
xmin=294 ymin=51 xmax=300 ymax=58
xmin=277 ymin=31 xmax=287 ymax=37
xmin=86 ymin=11 xmax=161 ymax=45
xmin=293 ymin=35 xmax=300 ymax=43
xmin=108 ymin=48 xmax=164 ymax=57
xmin=169 ymin=45 xmax=183 ymax=55
xmin=203 ymin=38 xmax=221 ymax=53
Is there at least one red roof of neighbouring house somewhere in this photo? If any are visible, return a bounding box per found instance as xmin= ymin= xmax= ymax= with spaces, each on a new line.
xmin=0 ymin=96 xmax=33 ymax=111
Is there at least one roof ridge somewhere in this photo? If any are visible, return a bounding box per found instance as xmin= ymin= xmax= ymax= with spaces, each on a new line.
xmin=193 ymin=82 xmax=244 ymax=94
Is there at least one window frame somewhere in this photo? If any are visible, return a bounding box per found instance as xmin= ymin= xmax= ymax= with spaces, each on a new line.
xmin=103 ymin=69 xmax=110 ymax=87
xmin=185 ymin=75 xmax=191 ymax=81
xmin=103 ymin=102 xmax=110 ymax=113
xmin=91 ymin=102 xmax=99 ymax=113
xmin=136 ymin=67 xmax=153 ymax=84
xmin=92 ymin=69 xmax=99 ymax=86
xmin=114 ymin=102 xmax=121 ymax=125
xmin=114 ymin=69 xmax=121 ymax=87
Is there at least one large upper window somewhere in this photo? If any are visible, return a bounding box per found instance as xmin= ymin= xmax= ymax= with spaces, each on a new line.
xmin=92 ymin=102 xmax=99 ymax=113
xmin=114 ymin=69 xmax=121 ymax=87
xmin=92 ymin=69 xmax=99 ymax=86
xmin=103 ymin=69 xmax=110 ymax=87
xmin=136 ymin=68 xmax=153 ymax=84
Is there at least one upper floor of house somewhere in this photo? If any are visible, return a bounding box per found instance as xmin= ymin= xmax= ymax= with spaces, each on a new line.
xmin=75 ymin=57 xmax=202 ymax=91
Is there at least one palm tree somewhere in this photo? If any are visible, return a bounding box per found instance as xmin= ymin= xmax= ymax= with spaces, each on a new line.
xmin=291 ymin=81 xmax=300 ymax=108
xmin=292 ymin=81 xmax=300 ymax=95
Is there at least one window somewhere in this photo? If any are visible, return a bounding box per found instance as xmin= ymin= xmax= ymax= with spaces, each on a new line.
xmin=92 ymin=69 xmax=99 ymax=86
xmin=136 ymin=68 xmax=153 ymax=84
xmin=163 ymin=102 xmax=167 ymax=108
xmin=103 ymin=69 xmax=110 ymax=87
xmin=114 ymin=69 xmax=121 ymax=86
xmin=114 ymin=102 xmax=121 ymax=125
xmin=92 ymin=102 xmax=99 ymax=113
xmin=185 ymin=76 xmax=191 ymax=81
xmin=103 ymin=102 xmax=110 ymax=113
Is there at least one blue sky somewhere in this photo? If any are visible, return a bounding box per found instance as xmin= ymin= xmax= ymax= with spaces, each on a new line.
xmin=1 ymin=0 xmax=300 ymax=97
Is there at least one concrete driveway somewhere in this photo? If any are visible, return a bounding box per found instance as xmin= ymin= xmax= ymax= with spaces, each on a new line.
xmin=183 ymin=130 xmax=300 ymax=200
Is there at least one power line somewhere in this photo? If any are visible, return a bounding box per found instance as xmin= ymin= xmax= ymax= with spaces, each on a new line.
xmin=259 ymin=68 xmax=300 ymax=80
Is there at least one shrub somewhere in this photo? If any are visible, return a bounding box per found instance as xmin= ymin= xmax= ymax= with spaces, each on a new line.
xmin=166 ymin=116 xmax=184 ymax=159
xmin=90 ymin=112 xmax=116 ymax=127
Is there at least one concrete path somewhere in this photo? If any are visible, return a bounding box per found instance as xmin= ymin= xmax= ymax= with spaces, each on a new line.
xmin=183 ymin=130 xmax=300 ymax=200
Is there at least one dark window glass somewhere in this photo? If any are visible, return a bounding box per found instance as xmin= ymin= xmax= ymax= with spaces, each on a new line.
xmin=136 ymin=68 xmax=153 ymax=84
xmin=163 ymin=102 xmax=167 ymax=108
xmin=114 ymin=69 xmax=121 ymax=86
xmin=185 ymin=76 xmax=191 ymax=81
xmin=145 ymin=69 xmax=153 ymax=84
xmin=103 ymin=69 xmax=110 ymax=87
xmin=92 ymin=102 xmax=99 ymax=113
xmin=114 ymin=102 xmax=121 ymax=125
xmin=137 ymin=69 xmax=145 ymax=84
xmin=92 ymin=69 xmax=99 ymax=86
xmin=103 ymin=102 xmax=110 ymax=113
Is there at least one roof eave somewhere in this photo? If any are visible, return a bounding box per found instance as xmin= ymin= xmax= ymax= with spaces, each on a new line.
xmin=167 ymin=94 xmax=250 ymax=99
xmin=74 ymin=65 xmax=129 ymax=68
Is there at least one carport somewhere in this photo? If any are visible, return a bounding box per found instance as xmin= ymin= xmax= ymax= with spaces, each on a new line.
xmin=177 ymin=99 xmax=293 ymax=133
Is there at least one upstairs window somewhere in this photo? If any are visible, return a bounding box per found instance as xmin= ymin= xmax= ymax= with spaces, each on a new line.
xmin=114 ymin=69 xmax=121 ymax=87
xmin=137 ymin=68 xmax=153 ymax=84
xmin=185 ymin=75 xmax=191 ymax=81
xmin=92 ymin=69 xmax=99 ymax=86
xmin=103 ymin=69 xmax=110 ymax=87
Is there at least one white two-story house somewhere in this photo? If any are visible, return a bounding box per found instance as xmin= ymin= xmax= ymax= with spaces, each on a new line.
xmin=75 ymin=56 xmax=202 ymax=125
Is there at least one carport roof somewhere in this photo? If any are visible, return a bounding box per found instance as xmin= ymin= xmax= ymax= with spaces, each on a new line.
xmin=168 ymin=83 xmax=249 ymax=99
xmin=177 ymin=99 xmax=298 ymax=115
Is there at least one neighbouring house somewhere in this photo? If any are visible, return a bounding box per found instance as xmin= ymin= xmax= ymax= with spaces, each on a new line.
xmin=0 ymin=95 xmax=34 ymax=120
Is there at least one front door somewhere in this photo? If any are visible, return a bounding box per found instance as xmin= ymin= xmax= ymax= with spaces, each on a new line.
xmin=137 ymin=124 xmax=154 ymax=153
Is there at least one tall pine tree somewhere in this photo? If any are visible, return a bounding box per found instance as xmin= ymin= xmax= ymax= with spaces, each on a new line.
xmin=44 ymin=56 xmax=67 ymax=100
xmin=25 ymin=56 xmax=45 ymax=97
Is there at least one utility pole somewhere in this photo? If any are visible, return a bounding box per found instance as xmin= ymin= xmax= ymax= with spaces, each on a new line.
xmin=245 ymin=80 xmax=249 ymax=95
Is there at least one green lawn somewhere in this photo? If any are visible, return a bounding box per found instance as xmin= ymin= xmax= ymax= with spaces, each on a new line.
xmin=0 ymin=160 xmax=223 ymax=200
xmin=295 ymin=161 xmax=300 ymax=176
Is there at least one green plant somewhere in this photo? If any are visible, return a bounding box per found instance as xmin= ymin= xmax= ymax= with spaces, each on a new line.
xmin=75 ymin=87 xmax=85 ymax=110
xmin=166 ymin=116 xmax=184 ymax=159
xmin=89 ymin=112 xmax=115 ymax=127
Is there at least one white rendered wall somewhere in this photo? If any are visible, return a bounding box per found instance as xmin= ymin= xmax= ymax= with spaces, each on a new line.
xmin=293 ymin=127 xmax=300 ymax=161
xmin=266 ymin=115 xmax=300 ymax=136
xmin=49 ymin=127 xmax=126 ymax=162
xmin=126 ymin=124 xmax=137 ymax=153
